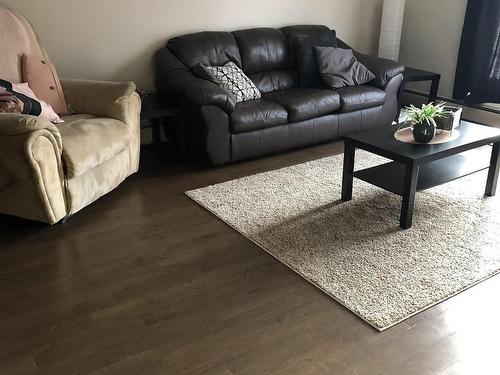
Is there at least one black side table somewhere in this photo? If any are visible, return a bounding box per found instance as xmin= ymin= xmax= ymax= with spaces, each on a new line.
xmin=140 ymin=94 xmax=187 ymax=159
xmin=399 ymin=66 xmax=441 ymax=104
xmin=397 ymin=66 xmax=441 ymax=120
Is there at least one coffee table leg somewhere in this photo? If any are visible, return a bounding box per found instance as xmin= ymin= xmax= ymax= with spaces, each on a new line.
xmin=400 ymin=162 xmax=419 ymax=229
xmin=341 ymin=141 xmax=355 ymax=202
xmin=485 ymin=142 xmax=500 ymax=197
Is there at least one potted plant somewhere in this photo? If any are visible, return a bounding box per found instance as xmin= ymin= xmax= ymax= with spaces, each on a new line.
xmin=405 ymin=102 xmax=453 ymax=143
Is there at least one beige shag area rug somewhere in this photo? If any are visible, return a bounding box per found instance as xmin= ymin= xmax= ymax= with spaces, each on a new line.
xmin=186 ymin=150 xmax=500 ymax=331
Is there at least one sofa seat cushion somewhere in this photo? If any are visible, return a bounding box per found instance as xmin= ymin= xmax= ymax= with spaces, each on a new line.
xmin=263 ymin=88 xmax=340 ymax=122
xmin=337 ymin=85 xmax=386 ymax=113
xmin=230 ymin=99 xmax=288 ymax=133
xmin=58 ymin=114 xmax=130 ymax=178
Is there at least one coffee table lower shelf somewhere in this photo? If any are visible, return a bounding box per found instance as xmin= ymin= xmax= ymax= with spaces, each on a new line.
xmin=353 ymin=149 xmax=491 ymax=197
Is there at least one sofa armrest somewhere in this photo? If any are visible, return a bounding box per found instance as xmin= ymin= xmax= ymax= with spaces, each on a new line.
xmin=156 ymin=48 xmax=236 ymax=114
xmin=336 ymin=37 xmax=405 ymax=89
xmin=61 ymin=79 xmax=139 ymax=123
xmin=354 ymin=53 xmax=405 ymax=89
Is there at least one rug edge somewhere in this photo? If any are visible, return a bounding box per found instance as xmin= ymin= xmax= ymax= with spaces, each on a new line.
xmin=185 ymin=190 xmax=386 ymax=331
xmin=184 ymin=192 xmax=500 ymax=332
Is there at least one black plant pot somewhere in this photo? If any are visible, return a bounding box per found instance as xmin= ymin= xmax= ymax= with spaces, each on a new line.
xmin=412 ymin=121 xmax=436 ymax=143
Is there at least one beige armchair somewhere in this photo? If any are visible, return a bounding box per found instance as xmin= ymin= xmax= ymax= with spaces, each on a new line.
xmin=0 ymin=7 xmax=141 ymax=224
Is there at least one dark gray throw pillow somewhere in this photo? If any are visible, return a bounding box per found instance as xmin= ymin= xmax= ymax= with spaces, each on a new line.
xmin=293 ymin=35 xmax=338 ymax=88
xmin=314 ymin=46 xmax=375 ymax=89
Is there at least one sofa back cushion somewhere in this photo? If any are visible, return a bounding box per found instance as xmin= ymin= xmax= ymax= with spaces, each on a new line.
xmin=281 ymin=25 xmax=336 ymax=43
xmin=164 ymin=25 xmax=337 ymax=94
xmin=247 ymin=70 xmax=298 ymax=94
xmin=167 ymin=31 xmax=242 ymax=69
xmin=280 ymin=25 xmax=338 ymax=88
xmin=233 ymin=28 xmax=293 ymax=73
xmin=233 ymin=28 xmax=297 ymax=94
xmin=292 ymin=35 xmax=338 ymax=88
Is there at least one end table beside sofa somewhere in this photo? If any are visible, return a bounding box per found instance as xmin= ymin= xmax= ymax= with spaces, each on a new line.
xmin=140 ymin=94 xmax=187 ymax=160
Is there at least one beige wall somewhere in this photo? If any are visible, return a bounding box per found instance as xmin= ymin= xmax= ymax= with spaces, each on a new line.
xmin=1 ymin=0 xmax=383 ymax=92
xmin=399 ymin=0 xmax=468 ymax=98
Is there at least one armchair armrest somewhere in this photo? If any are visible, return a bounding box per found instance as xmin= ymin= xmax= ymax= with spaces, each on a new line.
xmin=336 ymin=37 xmax=405 ymax=89
xmin=156 ymin=48 xmax=236 ymax=114
xmin=0 ymin=113 xmax=62 ymax=150
xmin=0 ymin=114 xmax=66 ymax=224
xmin=61 ymin=79 xmax=139 ymax=123
xmin=61 ymin=79 xmax=141 ymax=174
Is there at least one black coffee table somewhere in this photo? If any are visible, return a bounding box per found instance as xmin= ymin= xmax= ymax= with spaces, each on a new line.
xmin=341 ymin=121 xmax=500 ymax=229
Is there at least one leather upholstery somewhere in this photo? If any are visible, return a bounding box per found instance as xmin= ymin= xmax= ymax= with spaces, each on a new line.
xmin=230 ymin=99 xmax=288 ymax=133
xmin=248 ymin=70 xmax=298 ymax=94
xmin=233 ymin=28 xmax=296 ymax=94
xmin=233 ymin=28 xmax=293 ymax=73
xmin=281 ymin=25 xmax=336 ymax=43
xmin=156 ymin=48 xmax=236 ymax=113
xmin=168 ymin=31 xmax=241 ymax=68
xmin=225 ymin=74 xmax=403 ymax=164
xmin=336 ymin=86 xmax=386 ymax=113
xmin=379 ymin=73 xmax=403 ymax=126
xmin=200 ymin=105 xmax=231 ymax=165
xmin=264 ymin=88 xmax=340 ymax=122
xmin=230 ymin=106 xmax=385 ymax=162
xmin=156 ymin=25 xmax=405 ymax=165
xmin=355 ymin=52 xmax=405 ymax=89
xmin=336 ymin=37 xmax=351 ymax=50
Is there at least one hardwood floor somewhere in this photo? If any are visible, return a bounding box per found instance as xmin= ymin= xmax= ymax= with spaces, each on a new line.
xmin=1 ymin=142 xmax=499 ymax=374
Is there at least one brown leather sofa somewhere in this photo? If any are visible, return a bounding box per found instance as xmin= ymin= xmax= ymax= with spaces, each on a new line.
xmin=156 ymin=25 xmax=404 ymax=165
